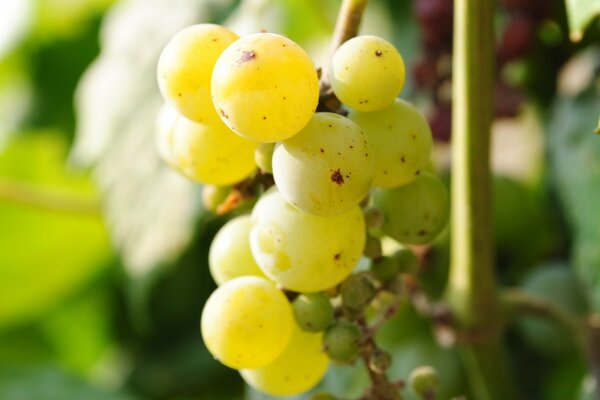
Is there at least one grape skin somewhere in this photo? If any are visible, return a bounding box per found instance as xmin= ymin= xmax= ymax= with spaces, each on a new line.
xmin=374 ymin=172 xmax=449 ymax=244
xmin=154 ymin=104 xmax=179 ymax=168
xmin=240 ymin=325 xmax=329 ymax=396
xmin=209 ymin=215 xmax=269 ymax=285
xmin=331 ymin=35 xmax=405 ymax=112
xmin=157 ymin=24 xmax=238 ymax=124
xmin=350 ymin=99 xmax=433 ymax=188
xmin=168 ymin=113 xmax=257 ymax=185
xmin=200 ymin=276 xmax=294 ymax=369
xmin=273 ymin=112 xmax=375 ymax=216
xmin=211 ymin=32 xmax=319 ymax=143
xmin=250 ymin=190 xmax=366 ymax=292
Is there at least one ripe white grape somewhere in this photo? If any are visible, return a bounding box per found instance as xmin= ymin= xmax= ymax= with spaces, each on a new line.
xmin=374 ymin=172 xmax=449 ymax=244
xmin=169 ymin=113 xmax=257 ymax=185
xmin=157 ymin=24 xmax=238 ymax=124
xmin=250 ymin=189 xmax=365 ymax=292
xmin=154 ymin=104 xmax=179 ymax=168
xmin=209 ymin=215 xmax=268 ymax=285
xmin=350 ymin=99 xmax=433 ymax=188
xmin=273 ymin=112 xmax=375 ymax=216
xmin=240 ymin=325 xmax=329 ymax=396
xmin=331 ymin=35 xmax=405 ymax=112
xmin=211 ymin=33 xmax=319 ymax=143
xmin=200 ymin=276 xmax=294 ymax=369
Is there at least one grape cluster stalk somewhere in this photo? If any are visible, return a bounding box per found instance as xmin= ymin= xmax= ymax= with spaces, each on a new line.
xmin=153 ymin=2 xmax=449 ymax=399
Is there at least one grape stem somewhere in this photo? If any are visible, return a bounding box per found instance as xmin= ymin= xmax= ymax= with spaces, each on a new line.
xmin=357 ymin=316 xmax=403 ymax=400
xmin=318 ymin=0 xmax=368 ymax=112
xmin=501 ymin=289 xmax=587 ymax=351
xmin=0 ymin=177 xmax=100 ymax=215
xmin=444 ymin=0 xmax=518 ymax=398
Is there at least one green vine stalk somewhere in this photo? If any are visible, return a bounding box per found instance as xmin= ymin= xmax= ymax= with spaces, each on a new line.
xmin=445 ymin=0 xmax=517 ymax=398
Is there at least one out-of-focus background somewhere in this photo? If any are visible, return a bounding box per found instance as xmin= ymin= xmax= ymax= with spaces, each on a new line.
xmin=0 ymin=0 xmax=599 ymax=399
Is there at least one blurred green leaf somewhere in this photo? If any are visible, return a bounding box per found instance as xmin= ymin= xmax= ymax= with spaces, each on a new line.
xmin=0 ymin=133 xmax=111 ymax=329
xmin=548 ymin=72 xmax=600 ymax=311
xmin=0 ymin=366 xmax=136 ymax=400
xmin=72 ymin=0 xmax=220 ymax=276
xmin=565 ymin=0 xmax=600 ymax=41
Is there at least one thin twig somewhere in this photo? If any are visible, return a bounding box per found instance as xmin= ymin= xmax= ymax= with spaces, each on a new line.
xmin=0 ymin=177 xmax=100 ymax=216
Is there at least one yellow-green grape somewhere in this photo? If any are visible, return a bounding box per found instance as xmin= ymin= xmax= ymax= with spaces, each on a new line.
xmin=292 ymin=293 xmax=334 ymax=332
xmin=154 ymin=104 xmax=179 ymax=167
xmin=157 ymin=24 xmax=238 ymax=124
xmin=330 ymin=35 xmax=405 ymax=112
xmin=169 ymin=114 xmax=257 ymax=185
xmin=349 ymin=99 xmax=433 ymax=188
xmin=240 ymin=325 xmax=329 ymax=396
xmin=272 ymin=113 xmax=375 ymax=216
xmin=250 ymin=189 xmax=366 ymax=292
xmin=374 ymin=172 xmax=449 ymax=245
xmin=211 ymin=32 xmax=319 ymax=142
xmin=200 ymin=276 xmax=293 ymax=369
xmin=255 ymin=143 xmax=274 ymax=174
xmin=209 ymin=215 xmax=268 ymax=285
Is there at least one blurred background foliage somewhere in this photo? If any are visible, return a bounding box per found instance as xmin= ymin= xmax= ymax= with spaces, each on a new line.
xmin=0 ymin=0 xmax=599 ymax=399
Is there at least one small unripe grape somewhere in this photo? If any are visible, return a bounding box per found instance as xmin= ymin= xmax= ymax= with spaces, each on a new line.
xmin=363 ymin=235 xmax=383 ymax=260
xmin=408 ymin=366 xmax=440 ymax=399
xmin=202 ymin=185 xmax=229 ymax=212
xmin=370 ymin=256 xmax=399 ymax=283
xmin=395 ymin=248 xmax=419 ymax=273
xmin=323 ymin=320 xmax=362 ymax=363
xmin=341 ymin=272 xmax=377 ymax=313
xmin=255 ymin=143 xmax=275 ymax=174
xmin=292 ymin=293 xmax=334 ymax=332
xmin=368 ymin=349 xmax=391 ymax=373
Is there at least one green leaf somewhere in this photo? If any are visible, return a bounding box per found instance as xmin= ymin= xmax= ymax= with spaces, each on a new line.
xmin=548 ymin=78 xmax=600 ymax=311
xmin=0 ymin=366 xmax=136 ymax=400
xmin=0 ymin=133 xmax=111 ymax=329
xmin=565 ymin=0 xmax=600 ymax=41
xmin=72 ymin=0 xmax=218 ymax=276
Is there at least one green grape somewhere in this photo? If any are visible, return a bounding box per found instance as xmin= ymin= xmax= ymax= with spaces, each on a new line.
xmin=200 ymin=276 xmax=293 ymax=369
xmin=322 ymin=320 xmax=361 ymax=363
xmin=371 ymin=256 xmax=399 ymax=282
xmin=363 ymin=235 xmax=382 ymax=260
xmin=169 ymin=113 xmax=257 ymax=185
xmin=374 ymin=172 xmax=449 ymax=244
xmin=211 ymin=32 xmax=319 ymax=143
xmin=341 ymin=272 xmax=377 ymax=313
xmin=255 ymin=143 xmax=274 ymax=174
xmin=272 ymin=112 xmax=375 ymax=216
xmin=250 ymin=189 xmax=365 ymax=292
xmin=408 ymin=366 xmax=440 ymax=399
xmin=209 ymin=215 xmax=268 ymax=285
xmin=369 ymin=349 xmax=391 ymax=373
xmin=349 ymin=99 xmax=433 ymax=188
xmin=157 ymin=24 xmax=238 ymax=124
xmin=394 ymin=247 xmax=419 ymax=274
xmin=240 ymin=325 xmax=329 ymax=396
xmin=330 ymin=35 xmax=405 ymax=112
xmin=154 ymin=104 xmax=179 ymax=168
xmin=292 ymin=293 xmax=334 ymax=332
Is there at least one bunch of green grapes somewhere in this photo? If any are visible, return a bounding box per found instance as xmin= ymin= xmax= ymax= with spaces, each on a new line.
xmin=155 ymin=22 xmax=450 ymax=399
